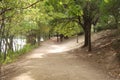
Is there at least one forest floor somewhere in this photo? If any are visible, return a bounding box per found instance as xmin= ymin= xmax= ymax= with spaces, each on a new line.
xmin=0 ymin=29 xmax=119 ymax=80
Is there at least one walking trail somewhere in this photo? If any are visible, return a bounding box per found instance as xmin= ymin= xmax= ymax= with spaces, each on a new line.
xmin=2 ymin=37 xmax=113 ymax=80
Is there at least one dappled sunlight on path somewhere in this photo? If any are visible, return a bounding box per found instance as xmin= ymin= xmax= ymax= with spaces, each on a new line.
xmin=13 ymin=72 xmax=34 ymax=80
xmin=26 ymin=38 xmax=82 ymax=59
xmin=27 ymin=53 xmax=45 ymax=59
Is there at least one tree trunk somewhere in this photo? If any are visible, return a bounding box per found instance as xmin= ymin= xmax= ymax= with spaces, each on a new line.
xmin=1 ymin=11 xmax=6 ymax=60
xmin=88 ymin=25 xmax=92 ymax=51
xmin=27 ymin=34 xmax=36 ymax=45
xmin=3 ymin=39 xmax=7 ymax=60
xmin=37 ymin=36 xmax=40 ymax=45
xmin=81 ymin=22 xmax=92 ymax=51
xmin=48 ymin=32 xmax=51 ymax=39
xmin=78 ymin=16 xmax=89 ymax=47
xmin=0 ymin=39 xmax=1 ymax=52
xmin=76 ymin=34 xmax=79 ymax=43
xmin=0 ymin=63 xmax=2 ymax=80
xmin=82 ymin=27 xmax=89 ymax=47
xmin=8 ymin=36 xmax=14 ymax=51
xmin=60 ymin=34 xmax=63 ymax=42
xmin=56 ymin=33 xmax=59 ymax=42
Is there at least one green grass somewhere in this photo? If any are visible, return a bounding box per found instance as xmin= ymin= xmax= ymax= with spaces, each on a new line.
xmin=0 ymin=44 xmax=38 ymax=64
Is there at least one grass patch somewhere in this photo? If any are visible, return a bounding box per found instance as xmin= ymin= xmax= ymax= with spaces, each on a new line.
xmin=0 ymin=44 xmax=38 ymax=64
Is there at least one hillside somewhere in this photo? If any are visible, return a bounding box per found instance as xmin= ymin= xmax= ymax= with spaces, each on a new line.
xmin=72 ymin=29 xmax=120 ymax=79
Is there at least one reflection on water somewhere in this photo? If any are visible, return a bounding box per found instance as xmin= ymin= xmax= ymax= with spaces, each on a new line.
xmin=13 ymin=39 xmax=26 ymax=51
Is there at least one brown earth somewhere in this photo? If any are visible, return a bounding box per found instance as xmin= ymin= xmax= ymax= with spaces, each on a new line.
xmin=72 ymin=29 xmax=120 ymax=80
xmin=0 ymin=30 xmax=119 ymax=80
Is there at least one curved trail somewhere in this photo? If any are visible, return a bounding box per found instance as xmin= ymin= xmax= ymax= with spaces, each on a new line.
xmin=3 ymin=38 xmax=113 ymax=80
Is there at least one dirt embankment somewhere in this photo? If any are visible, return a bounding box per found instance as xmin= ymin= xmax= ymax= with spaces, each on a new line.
xmin=71 ymin=29 xmax=120 ymax=79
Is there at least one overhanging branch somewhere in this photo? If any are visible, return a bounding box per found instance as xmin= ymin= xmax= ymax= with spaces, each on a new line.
xmin=51 ymin=17 xmax=78 ymax=25
xmin=78 ymin=16 xmax=84 ymax=27
xmin=22 ymin=0 xmax=40 ymax=9
xmin=0 ymin=0 xmax=40 ymax=15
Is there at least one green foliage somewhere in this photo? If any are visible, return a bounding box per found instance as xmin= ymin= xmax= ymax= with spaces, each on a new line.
xmin=0 ymin=54 xmax=3 ymax=64
xmin=1 ymin=44 xmax=37 ymax=64
xmin=45 ymin=0 xmax=85 ymax=37
xmin=0 ymin=0 xmax=52 ymax=63
xmin=54 ymin=22 xmax=82 ymax=37
xmin=100 ymin=0 xmax=120 ymax=28
xmin=95 ymin=15 xmax=118 ymax=31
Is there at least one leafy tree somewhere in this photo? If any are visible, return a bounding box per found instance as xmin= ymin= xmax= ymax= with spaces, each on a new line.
xmin=45 ymin=0 xmax=101 ymax=51
xmin=0 ymin=0 xmax=25 ymax=60
xmin=0 ymin=0 xmax=42 ymax=60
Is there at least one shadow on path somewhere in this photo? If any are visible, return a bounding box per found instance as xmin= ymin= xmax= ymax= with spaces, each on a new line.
xmin=2 ymin=37 xmax=113 ymax=80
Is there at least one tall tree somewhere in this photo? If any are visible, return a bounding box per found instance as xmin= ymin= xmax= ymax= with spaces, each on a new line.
xmin=45 ymin=0 xmax=101 ymax=51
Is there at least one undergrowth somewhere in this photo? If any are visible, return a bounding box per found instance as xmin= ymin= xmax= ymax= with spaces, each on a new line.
xmin=0 ymin=44 xmax=38 ymax=64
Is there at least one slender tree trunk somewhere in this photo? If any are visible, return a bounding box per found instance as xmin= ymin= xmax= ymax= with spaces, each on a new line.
xmin=49 ymin=32 xmax=51 ymax=39
xmin=3 ymin=39 xmax=7 ymax=60
xmin=76 ymin=34 xmax=79 ymax=43
xmin=60 ymin=34 xmax=63 ymax=42
xmin=1 ymin=11 xmax=7 ymax=60
xmin=0 ymin=40 xmax=2 ymax=78
xmin=0 ymin=12 xmax=4 ymax=53
xmin=0 ymin=45 xmax=2 ymax=76
xmin=0 ymin=63 xmax=2 ymax=80
xmin=0 ymin=39 xmax=1 ymax=52
xmin=8 ymin=36 xmax=14 ymax=51
xmin=37 ymin=36 xmax=40 ymax=45
xmin=56 ymin=33 xmax=59 ymax=42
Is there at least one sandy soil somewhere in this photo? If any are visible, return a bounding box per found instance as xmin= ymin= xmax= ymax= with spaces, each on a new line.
xmin=1 ymin=37 xmax=115 ymax=80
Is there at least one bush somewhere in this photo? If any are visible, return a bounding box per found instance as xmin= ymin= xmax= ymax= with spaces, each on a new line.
xmin=95 ymin=23 xmax=118 ymax=32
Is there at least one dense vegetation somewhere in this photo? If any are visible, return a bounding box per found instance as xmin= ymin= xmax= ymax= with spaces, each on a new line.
xmin=0 ymin=0 xmax=120 ymax=65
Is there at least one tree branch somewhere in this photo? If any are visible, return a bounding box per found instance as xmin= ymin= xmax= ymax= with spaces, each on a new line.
xmin=78 ymin=16 xmax=84 ymax=27
xmin=0 ymin=0 xmax=40 ymax=15
xmin=49 ymin=17 xmax=77 ymax=26
xmin=0 ymin=8 xmax=13 ymax=15
xmin=22 ymin=0 xmax=40 ymax=9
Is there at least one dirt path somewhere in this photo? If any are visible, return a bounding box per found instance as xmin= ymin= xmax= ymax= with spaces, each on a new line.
xmin=2 ymin=37 xmax=114 ymax=80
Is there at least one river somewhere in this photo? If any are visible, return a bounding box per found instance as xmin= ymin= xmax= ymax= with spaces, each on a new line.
xmin=1 ymin=38 xmax=26 ymax=53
